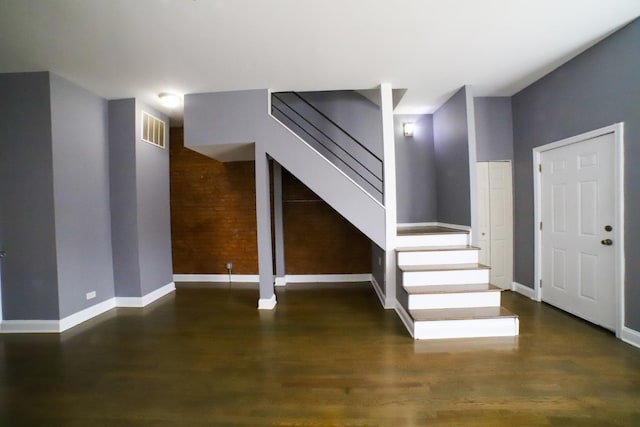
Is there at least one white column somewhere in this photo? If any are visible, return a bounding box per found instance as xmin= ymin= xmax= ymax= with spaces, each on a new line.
xmin=380 ymin=83 xmax=397 ymax=308
xmin=255 ymin=146 xmax=276 ymax=309
xmin=465 ymin=85 xmax=479 ymax=246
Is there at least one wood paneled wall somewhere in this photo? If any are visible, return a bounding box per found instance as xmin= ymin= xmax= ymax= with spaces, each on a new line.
xmin=170 ymin=128 xmax=371 ymax=275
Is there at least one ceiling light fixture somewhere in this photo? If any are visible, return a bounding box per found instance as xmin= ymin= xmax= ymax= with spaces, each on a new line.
xmin=403 ymin=122 xmax=415 ymax=137
xmin=158 ymin=92 xmax=182 ymax=108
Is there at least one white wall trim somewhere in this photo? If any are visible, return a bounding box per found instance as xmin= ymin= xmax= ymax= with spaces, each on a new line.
xmin=173 ymin=274 xmax=260 ymax=283
xmin=60 ymin=298 xmax=117 ymax=332
xmin=0 ymin=320 xmax=61 ymax=334
xmin=621 ymin=327 xmax=640 ymax=349
xmin=285 ymin=274 xmax=371 ymax=283
xmin=533 ymin=123 xmax=625 ymax=338
xmin=511 ymin=281 xmax=539 ymax=301
xmin=1 ymin=282 xmax=177 ymax=334
xmin=115 ymin=282 xmax=176 ymax=308
xmin=394 ymin=300 xmax=415 ymax=338
xmin=1 ymin=297 xmax=118 ymax=333
xmin=369 ymin=274 xmax=388 ymax=308
xmin=258 ymin=294 xmax=277 ymax=310
xmin=174 ymin=273 xmax=371 ymax=285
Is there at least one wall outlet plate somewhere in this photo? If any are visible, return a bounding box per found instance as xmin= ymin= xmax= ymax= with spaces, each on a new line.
xmin=86 ymin=291 xmax=96 ymax=300
xmin=226 ymin=262 xmax=233 ymax=270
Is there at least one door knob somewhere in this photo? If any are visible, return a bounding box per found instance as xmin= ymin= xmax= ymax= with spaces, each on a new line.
xmin=0 ymin=251 xmax=6 ymax=258
xmin=601 ymin=239 xmax=613 ymax=246
xmin=604 ymin=225 xmax=613 ymax=232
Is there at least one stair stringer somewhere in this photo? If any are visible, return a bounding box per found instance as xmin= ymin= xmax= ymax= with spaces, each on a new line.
xmin=184 ymin=89 xmax=386 ymax=248
xmin=266 ymin=112 xmax=386 ymax=248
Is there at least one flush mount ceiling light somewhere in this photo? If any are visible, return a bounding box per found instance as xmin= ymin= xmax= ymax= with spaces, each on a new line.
xmin=158 ymin=92 xmax=182 ymax=108
xmin=403 ymin=122 xmax=415 ymax=137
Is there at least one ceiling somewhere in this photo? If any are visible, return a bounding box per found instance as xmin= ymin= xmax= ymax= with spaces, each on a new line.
xmin=1 ymin=0 xmax=639 ymax=124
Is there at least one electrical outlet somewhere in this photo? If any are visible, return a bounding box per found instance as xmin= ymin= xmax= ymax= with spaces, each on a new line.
xmin=226 ymin=262 xmax=233 ymax=270
xmin=86 ymin=291 xmax=96 ymax=300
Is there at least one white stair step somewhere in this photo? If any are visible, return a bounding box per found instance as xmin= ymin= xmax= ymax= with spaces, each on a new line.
xmin=397 ymin=245 xmax=479 ymax=266
xmin=411 ymin=307 xmax=519 ymax=340
xmin=407 ymin=284 xmax=502 ymax=310
xmin=396 ymin=233 xmax=468 ymax=247
xmin=401 ymin=264 xmax=490 ymax=286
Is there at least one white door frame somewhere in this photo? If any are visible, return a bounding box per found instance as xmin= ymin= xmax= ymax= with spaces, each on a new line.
xmin=533 ymin=123 xmax=625 ymax=337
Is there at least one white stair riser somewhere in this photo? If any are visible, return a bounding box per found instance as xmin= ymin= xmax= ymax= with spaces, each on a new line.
xmin=408 ymin=291 xmax=501 ymax=310
xmin=398 ymin=250 xmax=478 ymax=267
xmin=414 ymin=317 xmax=519 ymax=340
xmin=396 ymin=233 xmax=468 ymax=247
xmin=403 ymin=269 xmax=489 ymax=286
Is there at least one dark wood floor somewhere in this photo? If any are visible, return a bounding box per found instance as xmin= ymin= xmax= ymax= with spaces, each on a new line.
xmin=1 ymin=283 xmax=639 ymax=426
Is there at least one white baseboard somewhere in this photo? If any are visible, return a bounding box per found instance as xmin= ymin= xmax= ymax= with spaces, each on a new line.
xmin=394 ymin=301 xmax=415 ymax=338
xmin=284 ymin=274 xmax=371 ymax=283
xmin=173 ymin=274 xmax=260 ymax=283
xmin=60 ymin=298 xmax=117 ymax=332
xmin=511 ymin=281 xmax=537 ymax=300
xmin=622 ymin=327 xmax=640 ymax=349
xmin=258 ymin=294 xmax=277 ymax=310
xmin=369 ymin=274 xmax=386 ymax=308
xmin=116 ymin=282 xmax=176 ymax=308
xmin=0 ymin=319 xmax=62 ymax=333
xmin=174 ymin=273 xmax=371 ymax=285
xmin=1 ymin=297 xmax=117 ymax=333
xmin=1 ymin=282 xmax=176 ymax=334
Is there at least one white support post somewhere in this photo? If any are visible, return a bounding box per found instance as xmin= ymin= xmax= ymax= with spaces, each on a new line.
xmin=380 ymin=83 xmax=397 ymax=308
xmin=255 ymin=146 xmax=276 ymax=309
xmin=465 ymin=85 xmax=479 ymax=245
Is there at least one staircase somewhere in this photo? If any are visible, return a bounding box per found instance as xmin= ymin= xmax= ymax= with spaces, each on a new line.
xmin=396 ymin=225 xmax=519 ymax=340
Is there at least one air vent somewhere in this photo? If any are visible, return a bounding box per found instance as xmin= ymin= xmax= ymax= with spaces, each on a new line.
xmin=141 ymin=111 xmax=165 ymax=148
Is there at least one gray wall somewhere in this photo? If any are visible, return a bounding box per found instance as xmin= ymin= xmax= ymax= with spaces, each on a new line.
xmin=108 ymin=99 xmax=141 ymax=298
xmin=296 ymin=90 xmax=383 ymax=159
xmin=394 ymin=114 xmax=437 ymax=223
xmin=511 ymin=18 xmax=640 ymax=330
xmin=109 ymin=99 xmax=173 ymax=297
xmin=0 ymin=72 xmax=59 ymax=320
xmin=134 ymin=102 xmax=173 ymax=295
xmin=474 ymin=97 xmax=514 ymax=161
xmin=433 ymin=87 xmax=471 ymax=226
xmin=49 ymin=73 xmax=114 ymax=318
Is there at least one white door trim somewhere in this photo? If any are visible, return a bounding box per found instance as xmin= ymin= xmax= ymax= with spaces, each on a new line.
xmin=533 ymin=123 xmax=625 ymax=338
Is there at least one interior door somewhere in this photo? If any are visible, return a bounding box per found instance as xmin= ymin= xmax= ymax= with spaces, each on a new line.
xmin=477 ymin=162 xmax=513 ymax=289
xmin=488 ymin=162 xmax=513 ymax=290
xmin=540 ymin=132 xmax=616 ymax=330
xmin=476 ymin=163 xmax=491 ymax=266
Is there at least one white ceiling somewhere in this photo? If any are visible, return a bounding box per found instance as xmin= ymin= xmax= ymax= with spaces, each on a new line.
xmin=1 ymin=0 xmax=639 ymax=123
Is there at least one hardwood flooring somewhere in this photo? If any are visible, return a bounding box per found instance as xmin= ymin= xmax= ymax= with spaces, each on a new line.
xmin=1 ymin=283 xmax=639 ymax=426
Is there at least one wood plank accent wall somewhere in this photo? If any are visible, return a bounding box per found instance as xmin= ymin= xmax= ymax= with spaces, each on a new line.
xmin=170 ymin=127 xmax=371 ymax=275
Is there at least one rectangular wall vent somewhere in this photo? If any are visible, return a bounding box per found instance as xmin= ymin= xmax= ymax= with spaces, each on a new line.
xmin=141 ymin=111 xmax=165 ymax=148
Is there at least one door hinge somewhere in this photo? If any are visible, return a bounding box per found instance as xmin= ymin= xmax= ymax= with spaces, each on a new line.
xmin=539 ymin=221 xmax=543 ymax=230
xmin=540 ymin=279 xmax=543 ymax=288
xmin=538 ymin=164 xmax=542 ymax=172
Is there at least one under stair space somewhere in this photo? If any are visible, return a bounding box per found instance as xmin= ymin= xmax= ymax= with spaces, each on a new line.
xmin=396 ymin=226 xmax=519 ymax=340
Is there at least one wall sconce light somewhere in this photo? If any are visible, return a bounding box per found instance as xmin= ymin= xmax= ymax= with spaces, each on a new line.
xmin=403 ymin=122 xmax=415 ymax=137
xmin=158 ymin=92 xmax=182 ymax=108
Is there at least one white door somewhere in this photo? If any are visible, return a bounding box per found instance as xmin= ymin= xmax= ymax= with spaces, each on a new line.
xmin=477 ymin=163 xmax=491 ymax=266
xmin=540 ymin=132 xmax=616 ymax=330
xmin=476 ymin=162 xmax=513 ymax=289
